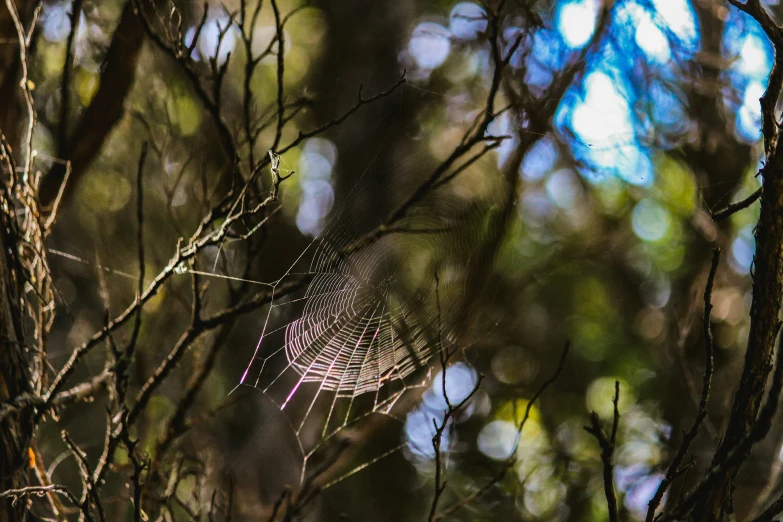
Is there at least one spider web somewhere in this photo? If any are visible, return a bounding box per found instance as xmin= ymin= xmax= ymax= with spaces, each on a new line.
xmin=240 ymin=231 xmax=439 ymax=428
xmin=232 ymin=145 xmax=494 ymax=485
xmin=43 ymin=84 xmax=514 ymax=496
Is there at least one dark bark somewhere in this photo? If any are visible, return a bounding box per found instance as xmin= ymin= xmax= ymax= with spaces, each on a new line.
xmin=656 ymin=3 xmax=756 ymax=512
xmin=0 ymin=198 xmax=33 ymax=521
xmin=0 ymin=2 xmax=38 ymax=519
xmin=693 ymin=147 xmax=783 ymax=521
xmin=0 ymin=0 xmax=38 ymax=150
xmin=689 ymin=2 xmax=783 ymax=519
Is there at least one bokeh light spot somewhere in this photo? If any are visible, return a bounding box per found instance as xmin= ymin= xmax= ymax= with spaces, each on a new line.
xmin=409 ymin=22 xmax=451 ymax=70
xmin=449 ymin=3 xmax=487 ymax=40
xmin=632 ymin=199 xmax=671 ymax=242
xmin=477 ymin=420 xmax=518 ymax=460
xmin=557 ymin=0 xmax=597 ymax=48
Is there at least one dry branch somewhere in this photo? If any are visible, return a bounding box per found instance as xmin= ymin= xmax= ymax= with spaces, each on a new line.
xmin=682 ymin=1 xmax=783 ymax=519
xmin=647 ymin=248 xmax=720 ymax=521
xmin=584 ymin=381 xmax=620 ymax=522
xmin=40 ymin=0 xmax=145 ymax=206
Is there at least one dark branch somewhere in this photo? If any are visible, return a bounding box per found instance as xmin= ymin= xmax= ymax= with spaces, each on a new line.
xmin=584 ymin=381 xmax=620 ymax=522
xmin=57 ymin=0 xmax=83 ymax=157
xmin=712 ymin=188 xmax=762 ymax=221
xmin=647 ymin=248 xmax=720 ymax=521
xmin=41 ymin=0 xmax=145 ymax=206
xmin=433 ymin=342 xmax=569 ymax=521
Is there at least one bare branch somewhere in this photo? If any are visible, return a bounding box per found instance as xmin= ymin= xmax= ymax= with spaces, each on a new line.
xmin=428 ymin=272 xmax=484 ymax=521
xmin=62 ymin=430 xmax=103 ymax=522
xmin=270 ymin=0 xmax=286 ymax=151
xmin=0 ymin=484 xmax=78 ymax=506
xmin=647 ymin=248 xmax=720 ymax=521
xmin=41 ymin=0 xmax=145 ymax=206
xmin=712 ymin=188 xmax=762 ymax=221
xmin=584 ymin=381 xmax=620 ymax=522
xmin=434 ymin=342 xmax=569 ymax=520
xmin=685 ymin=0 xmax=783 ymax=517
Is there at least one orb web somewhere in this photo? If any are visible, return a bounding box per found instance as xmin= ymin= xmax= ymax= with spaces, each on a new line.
xmin=233 ymin=134 xmax=503 ymax=490
xmin=239 ymin=214 xmax=449 ymax=442
xmin=282 ymin=261 xmax=432 ymax=397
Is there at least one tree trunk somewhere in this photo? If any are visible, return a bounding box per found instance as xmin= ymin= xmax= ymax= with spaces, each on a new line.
xmin=0 ymin=207 xmax=33 ymax=521
xmin=1 ymin=1 xmax=37 ymax=518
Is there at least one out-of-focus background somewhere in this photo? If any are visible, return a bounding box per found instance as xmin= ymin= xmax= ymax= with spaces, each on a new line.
xmin=3 ymin=0 xmax=779 ymax=520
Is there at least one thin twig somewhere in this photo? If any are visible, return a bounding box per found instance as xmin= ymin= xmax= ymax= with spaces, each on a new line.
xmin=270 ymin=0 xmax=285 ymax=151
xmin=29 ymin=444 xmax=68 ymax=521
xmin=434 ymin=342 xmax=569 ymax=520
xmin=666 ymin=322 xmax=783 ymax=520
xmin=0 ymin=484 xmax=78 ymax=506
xmin=646 ymin=248 xmax=720 ymax=521
xmin=712 ymin=188 xmax=762 ymax=221
xmin=584 ymin=381 xmax=621 ymax=522
xmin=62 ymin=430 xmax=103 ymax=522
xmin=43 ymin=161 xmax=71 ymax=234
xmin=428 ymin=273 xmax=483 ymax=520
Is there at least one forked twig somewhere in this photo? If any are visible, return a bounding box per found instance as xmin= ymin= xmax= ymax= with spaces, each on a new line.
xmin=428 ymin=271 xmax=484 ymax=521
xmin=584 ymin=381 xmax=621 ymax=522
xmin=646 ymin=248 xmax=720 ymax=521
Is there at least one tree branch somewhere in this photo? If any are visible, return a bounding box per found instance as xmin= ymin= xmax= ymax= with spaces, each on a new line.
xmin=646 ymin=249 xmax=720 ymax=521
xmin=584 ymin=381 xmax=620 ymax=522
xmin=40 ymin=0 xmax=145 ymax=206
